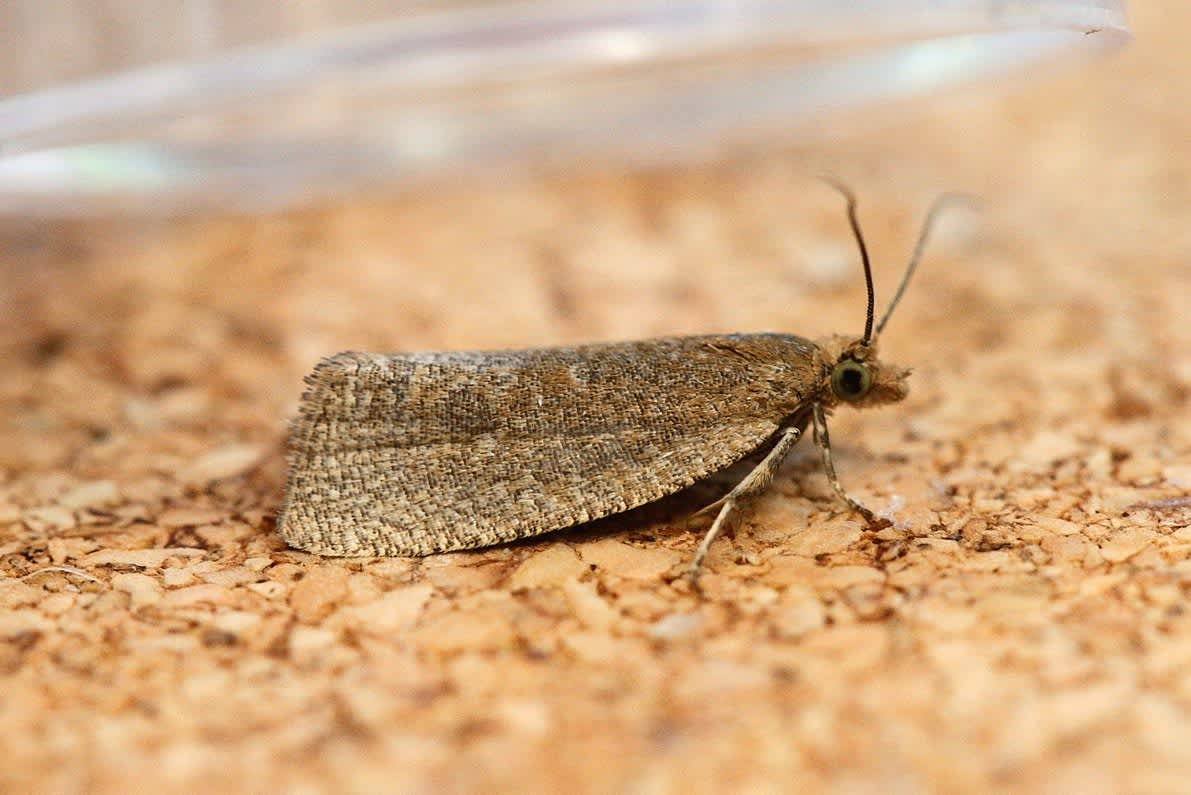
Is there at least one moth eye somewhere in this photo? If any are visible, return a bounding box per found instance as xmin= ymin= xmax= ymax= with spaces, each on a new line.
xmin=831 ymin=360 xmax=872 ymax=402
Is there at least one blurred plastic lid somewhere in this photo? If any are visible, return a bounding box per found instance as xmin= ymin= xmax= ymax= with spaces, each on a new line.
xmin=0 ymin=0 xmax=1129 ymax=215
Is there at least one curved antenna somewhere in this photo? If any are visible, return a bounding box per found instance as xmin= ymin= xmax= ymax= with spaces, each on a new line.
xmin=875 ymin=193 xmax=978 ymax=336
xmin=820 ymin=176 xmax=875 ymax=345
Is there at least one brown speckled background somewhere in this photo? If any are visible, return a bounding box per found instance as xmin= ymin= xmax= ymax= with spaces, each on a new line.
xmin=3 ymin=4 xmax=1190 ymax=793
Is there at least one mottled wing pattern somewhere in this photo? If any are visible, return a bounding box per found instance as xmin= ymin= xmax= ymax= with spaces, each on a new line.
xmin=279 ymin=334 xmax=819 ymax=556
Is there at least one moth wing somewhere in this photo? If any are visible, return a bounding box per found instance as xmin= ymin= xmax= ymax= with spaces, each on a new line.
xmin=280 ymin=340 xmax=808 ymax=556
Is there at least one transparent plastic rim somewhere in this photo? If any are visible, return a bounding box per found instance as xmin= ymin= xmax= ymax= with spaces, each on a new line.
xmin=0 ymin=0 xmax=1130 ymax=214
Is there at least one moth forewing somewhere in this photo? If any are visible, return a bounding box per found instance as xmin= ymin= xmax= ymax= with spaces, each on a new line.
xmin=279 ymin=335 xmax=821 ymax=558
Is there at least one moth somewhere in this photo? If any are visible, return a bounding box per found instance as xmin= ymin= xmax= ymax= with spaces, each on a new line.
xmin=279 ymin=183 xmax=958 ymax=580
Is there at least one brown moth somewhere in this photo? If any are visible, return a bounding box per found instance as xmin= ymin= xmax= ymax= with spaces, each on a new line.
xmin=279 ymin=184 xmax=957 ymax=580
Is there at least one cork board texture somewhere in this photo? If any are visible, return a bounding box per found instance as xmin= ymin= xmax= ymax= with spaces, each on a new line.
xmin=2 ymin=6 xmax=1189 ymax=794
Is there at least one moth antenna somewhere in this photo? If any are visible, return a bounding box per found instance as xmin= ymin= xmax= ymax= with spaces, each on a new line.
xmin=820 ymin=176 xmax=875 ymax=345
xmin=875 ymin=193 xmax=979 ymax=337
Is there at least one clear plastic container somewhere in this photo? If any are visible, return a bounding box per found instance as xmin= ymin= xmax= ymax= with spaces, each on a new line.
xmin=0 ymin=0 xmax=1130 ymax=214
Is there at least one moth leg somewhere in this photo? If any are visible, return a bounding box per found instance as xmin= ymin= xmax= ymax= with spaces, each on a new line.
xmin=689 ymin=495 xmax=726 ymax=520
xmin=687 ymin=426 xmax=802 ymax=583
xmin=812 ymin=402 xmax=876 ymax=523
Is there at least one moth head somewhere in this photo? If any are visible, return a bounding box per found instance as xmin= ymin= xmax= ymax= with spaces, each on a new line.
xmin=816 ymin=336 xmax=910 ymax=409
xmin=816 ymin=179 xmax=968 ymax=408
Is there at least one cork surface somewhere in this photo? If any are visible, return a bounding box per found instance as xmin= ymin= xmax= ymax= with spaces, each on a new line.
xmin=2 ymin=5 xmax=1190 ymax=793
